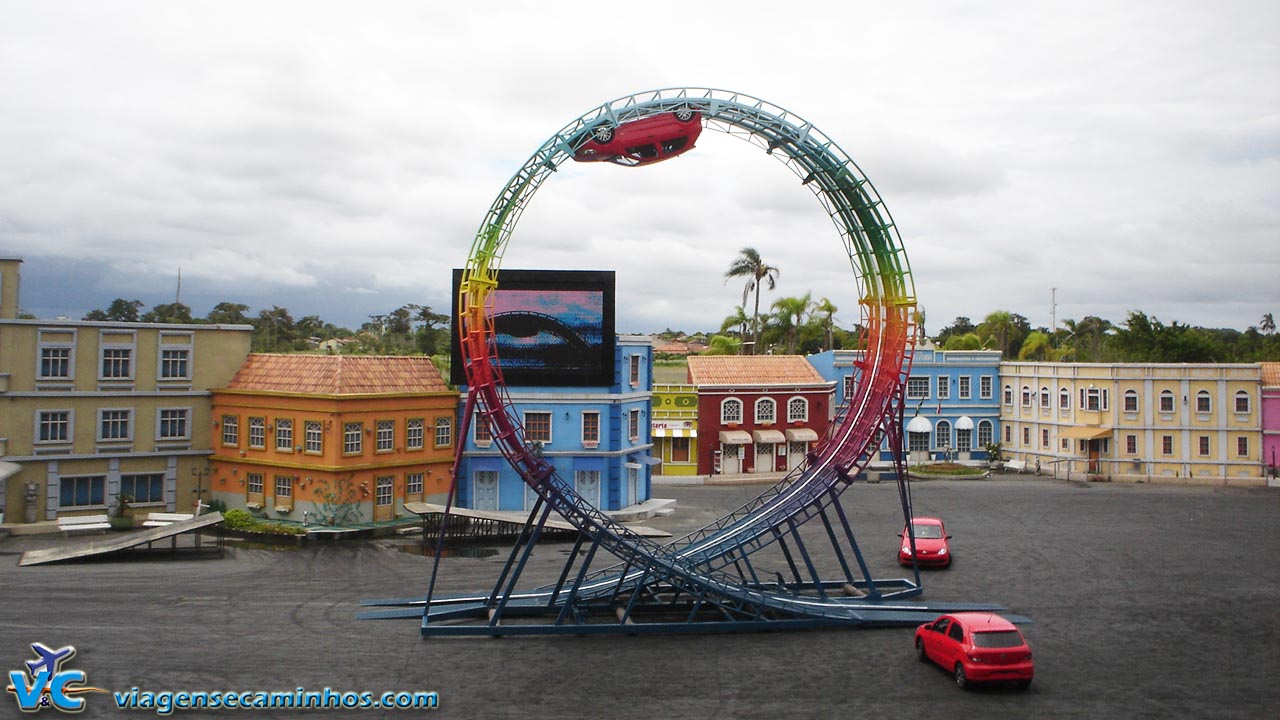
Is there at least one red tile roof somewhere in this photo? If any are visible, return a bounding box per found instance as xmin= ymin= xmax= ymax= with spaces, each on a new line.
xmin=223 ymin=354 xmax=451 ymax=395
xmin=687 ymin=355 xmax=826 ymax=386
xmin=1261 ymin=362 xmax=1280 ymax=387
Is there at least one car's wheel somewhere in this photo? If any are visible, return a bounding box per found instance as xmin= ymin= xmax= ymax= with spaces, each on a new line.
xmin=591 ymin=125 xmax=614 ymax=144
xmin=954 ymin=664 xmax=970 ymax=690
xmin=915 ymin=639 xmax=928 ymax=663
xmin=673 ymin=108 xmax=695 ymax=122
xmin=1017 ymin=678 xmax=1033 ymax=690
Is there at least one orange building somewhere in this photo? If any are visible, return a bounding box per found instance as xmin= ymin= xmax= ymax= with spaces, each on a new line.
xmin=209 ymin=354 xmax=458 ymax=526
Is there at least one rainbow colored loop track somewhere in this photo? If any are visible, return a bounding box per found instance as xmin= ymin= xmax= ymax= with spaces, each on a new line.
xmin=363 ymin=88 xmax=1014 ymax=635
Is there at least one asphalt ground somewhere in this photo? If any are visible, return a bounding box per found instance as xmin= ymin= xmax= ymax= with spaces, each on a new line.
xmin=1 ymin=476 xmax=1277 ymax=719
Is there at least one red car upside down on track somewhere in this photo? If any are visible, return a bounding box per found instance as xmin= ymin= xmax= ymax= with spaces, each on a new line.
xmin=573 ymin=109 xmax=702 ymax=167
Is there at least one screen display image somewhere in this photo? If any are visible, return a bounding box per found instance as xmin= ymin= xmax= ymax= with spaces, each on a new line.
xmin=451 ymin=269 xmax=616 ymax=387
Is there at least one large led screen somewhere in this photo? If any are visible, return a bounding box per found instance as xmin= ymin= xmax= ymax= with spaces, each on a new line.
xmin=450 ymin=269 xmax=616 ymax=387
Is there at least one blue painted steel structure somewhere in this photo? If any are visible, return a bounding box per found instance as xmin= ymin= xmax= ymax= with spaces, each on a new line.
xmin=360 ymin=88 xmax=1018 ymax=635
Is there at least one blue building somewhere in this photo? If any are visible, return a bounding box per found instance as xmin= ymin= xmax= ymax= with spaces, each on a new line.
xmin=456 ymin=336 xmax=655 ymax=512
xmin=808 ymin=344 xmax=1002 ymax=464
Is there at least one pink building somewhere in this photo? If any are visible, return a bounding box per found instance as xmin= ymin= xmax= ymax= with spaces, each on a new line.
xmin=1263 ymin=363 xmax=1280 ymax=479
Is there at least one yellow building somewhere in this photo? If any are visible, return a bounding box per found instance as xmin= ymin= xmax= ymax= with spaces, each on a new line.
xmin=651 ymin=383 xmax=698 ymax=476
xmin=1000 ymin=362 xmax=1263 ymax=484
xmin=0 ymin=257 xmax=252 ymax=526
xmin=209 ymin=354 xmax=459 ymax=525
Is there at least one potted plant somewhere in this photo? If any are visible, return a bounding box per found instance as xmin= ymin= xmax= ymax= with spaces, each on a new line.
xmin=110 ymin=493 xmax=134 ymax=530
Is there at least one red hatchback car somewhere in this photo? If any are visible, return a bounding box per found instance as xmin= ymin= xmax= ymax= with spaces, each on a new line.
xmin=915 ymin=613 xmax=1034 ymax=690
xmin=573 ymin=109 xmax=702 ymax=167
xmin=898 ymin=516 xmax=952 ymax=568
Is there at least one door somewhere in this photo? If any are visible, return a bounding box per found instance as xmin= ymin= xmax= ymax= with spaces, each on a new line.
xmin=523 ymin=481 xmax=540 ymax=511
xmin=754 ymin=443 xmax=774 ymax=474
xmin=721 ymin=444 xmax=741 ymax=474
xmin=373 ymin=476 xmax=394 ymax=522
xmin=787 ymin=441 xmax=806 ymax=470
xmin=472 ymin=471 xmax=499 ymax=511
xmin=1087 ymin=440 xmax=1102 ymax=474
xmin=625 ymin=465 xmax=640 ymax=508
xmin=575 ymin=470 xmax=601 ymax=508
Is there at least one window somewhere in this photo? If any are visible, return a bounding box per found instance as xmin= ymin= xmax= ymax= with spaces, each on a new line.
xmin=936 ymin=420 xmax=951 ymax=450
xmin=1022 ymin=427 xmax=1031 ymax=446
xmin=907 ymin=378 xmax=930 ymax=399
xmin=1042 ymin=428 xmax=1050 ymax=448
xmin=1123 ymin=390 xmax=1139 ymax=413
xmin=1235 ymin=391 xmax=1251 ymax=414
xmin=671 ymin=437 xmax=690 ymax=462
xmin=1159 ymin=391 xmax=1175 ymax=414
xmin=1004 ymin=425 xmax=1012 ymax=443
xmin=908 ymin=431 xmax=929 ymax=452
xmin=406 ymin=473 xmax=424 ymax=495
xmin=121 ymin=473 xmax=164 ymax=504
xmin=1161 ymin=435 xmax=1173 ymax=455
xmin=40 ymin=346 xmax=72 ymax=379
xmin=1237 ymin=436 xmax=1249 ymax=456
xmin=977 ymin=420 xmax=993 ymax=448
xmin=247 ymin=473 xmax=264 ymax=495
xmin=160 ymin=349 xmax=189 ymax=379
xmin=60 ymin=476 xmax=105 ymax=508
xmin=1021 ymin=386 xmax=1032 ymax=408
xmin=721 ymin=398 xmax=743 ymax=425
xmin=407 ymin=419 xmax=425 ymax=450
xmin=249 ymin=417 xmax=266 ymax=449
xmin=1126 ymin=435 xmax=1137 ymax=454
xmin=99 ymin=409 xmax=131 ymax=441
xmin=1002 ymin=385 xmax=1013 ymax=405
xmin=343 ymin=423 xmax=363 ymax=454
xmin=38 ymin=411 xmax=71 ymax=442
xmin=304 ymin=421 xmax=323 ymax=453
xmin=582 ymin=411 xmax=601 ymax=445
xmin=1196 ymin=391 xmax=1211 ymax=414
xmin=628 ymin=408 xmax=641 ymax=440
xmin=474 ymin=414 xmax=493 ymax=445
xmin=275 ymin=475 xmax=293 ymax=498
xmin=525 ymin=412 xmax=552 ymax=443
xmin=275 ymin=419 xmax=293 ymax=451
xmin=936 ymin=376 xmax=950 ymax=400
xmin=376 ymin=420 xmax=395 ymax=452
xmin=629 ymin=354 xmax=641 ymax=386
xmin=1081 ymin=387 xmax=1108 ymax=412
xmin=1040 ymin=387 xmax=1051 ymax=409
xmin=222 ymin=415 xmax=239 ymax=446
xmin=1198 ymin=436 xmax=1210 ymax=456
xmin=1059 ymin=388 xmax=1070 ymax=410
xmin=843 ymin=375 xmax=855 ymax=400
xmin=434 ymin=417 xmax=452 ymax=448
xmin=158 ymin=408 xmax=189 ymax=440
xmin=959 ymin=376 xmax=971 ymax=400
xmin=375 ymin=476 xmax=394 ymax=506
xmin=787 ymin=397 xmax=808 ymax=422
xmin=101 ymin=348 xmax=132 ymax=379
xmin=957 ymin=427 xmax=972 ymax=452
xmin=755 ymin=398 xmax=776 ymax=424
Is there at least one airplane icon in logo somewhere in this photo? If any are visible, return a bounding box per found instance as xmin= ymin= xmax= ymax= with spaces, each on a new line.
xmin=24 ymin=643 xmax=76 ymax=679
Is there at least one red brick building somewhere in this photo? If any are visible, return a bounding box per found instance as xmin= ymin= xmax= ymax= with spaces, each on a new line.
xmin=688 ymin=356 xmax=834 ymax=476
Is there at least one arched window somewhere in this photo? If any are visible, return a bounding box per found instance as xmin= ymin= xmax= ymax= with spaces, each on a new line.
xmin=787 ymin=397 xmax=808 ymax=422
xmin=754 ymin=397 xmax=776 ymax=424
xmin=1040 ymin=386 xmax=1051 ymax=409
xmin=1159 ymin=390 xmax=1175 ymax=414
xmin=1021 ymin=386 xmax=1032 ymax=407
xmin=1195 ymin=390 xmax=1211 ymax=413
xmin=721 ymin=398 xmax=743 ymax=424
xmin=1235 ymin=390 xmax=1251 ymax=413
xmin=935 ymin=420 xmax=952 ymax=450
xmin=1003 ymin=385 xmax=1013 ymax=405
xmin=1059 ymin=388 xmax=1071 ymax=410
xmin=977 ymin=420 xmax=994 ymax=449
xmin=1123 ymin=389 xmax=1139 ymax=413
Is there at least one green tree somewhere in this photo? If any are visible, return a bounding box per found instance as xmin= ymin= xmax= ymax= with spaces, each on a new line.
xmin=935 ymin=316 xmax=976 ymax=347
xmin=84 ymin=298 xmax=144 ymax=322
xmin=206 ymin=302 xmax=251 ymax=325
xmin=725 ymin=247 xmax=779 ymax=355
xmin=942 ymin=332 xmax=984 ymax=350
xmin=141 ymin=302 xmax=194 ymax=324
xmin=1261 ymin=313 xmax=1276 ymax=335
xmin=814 ymin=297 xmax=838 ymax=352
xmin=977 ymin=311 xmax=1019 ymax=358
xmin=771 ymin=293 xmax=813 ymax=354
xmin=703 ymin=335 xmax=742 ymax=355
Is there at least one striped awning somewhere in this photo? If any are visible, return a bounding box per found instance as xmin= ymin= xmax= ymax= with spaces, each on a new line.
xmin=652 ymin=427 xmax=698 ymax=438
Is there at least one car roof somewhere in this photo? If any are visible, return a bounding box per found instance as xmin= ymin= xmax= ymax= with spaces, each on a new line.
xmin=947 ymin=612 xmax=1019 ymax=631
xmin=910 ymin=516 xmax=944 ymax=525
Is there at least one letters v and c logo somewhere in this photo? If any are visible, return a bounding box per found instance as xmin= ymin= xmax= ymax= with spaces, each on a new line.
xmin=6 ymin=643 xmax=107 ymax=714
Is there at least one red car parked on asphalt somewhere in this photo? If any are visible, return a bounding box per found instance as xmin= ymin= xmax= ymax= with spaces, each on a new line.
xmin=898 ymin=516 xmax=952 ymax=567
xmin=915 ymin=612 xmax=1034 ymax=690
xmin=573 ymin=109 xmax=702 ymax=167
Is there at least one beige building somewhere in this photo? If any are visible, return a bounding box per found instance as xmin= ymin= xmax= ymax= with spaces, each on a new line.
xmin=1000 ymin=362 xmax=1263 ymax=484
xmin=0 ymin=258 xmax=252 ymax=526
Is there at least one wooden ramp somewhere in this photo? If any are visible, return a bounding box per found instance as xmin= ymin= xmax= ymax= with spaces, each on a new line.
xmin=403 ymin=503 xmax=670 ymax=539
xmin=19 ymin=512 xmax=225 ymax=566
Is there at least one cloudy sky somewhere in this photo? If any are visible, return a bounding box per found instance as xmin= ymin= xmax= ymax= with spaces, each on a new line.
xmin=2 ymin=1 xmax=1277 ymax=336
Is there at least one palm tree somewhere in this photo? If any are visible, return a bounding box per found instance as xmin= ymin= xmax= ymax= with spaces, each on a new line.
xmin=720 ymin=306 xmax=751 ymax=354
xmin=814 ymin=297 xmax=838 ymax=351
xmin=725 ymin=247 xmax=779 ymax=355
xmin=977 ymin=310 xmax=1017 ymax=358
xmin=771 ymin=293 xmax=813 ymax=354
xmin=1262 ymin=313 xmax=1276 ymax=335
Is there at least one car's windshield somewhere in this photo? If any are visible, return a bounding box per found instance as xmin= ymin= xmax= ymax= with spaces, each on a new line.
xmin=972 ymin=630 xmax=1024 ymax=648
xmin=910 ymin=524 xmax=943 ymax=539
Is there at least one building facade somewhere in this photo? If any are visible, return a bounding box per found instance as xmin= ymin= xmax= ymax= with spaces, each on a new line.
xmin=688 ymin=355 xmax=833 ymax=477
xmin=1000 ymin=362 xmax=1263 ymax=483
xmin=455 ymin=336 xmax=654 ymax=512
xmin=0 ymin=257 xmax=252 ymax=525
xmin=1260 ymin=362 xmax=1279 ymax=480
xmin=808 ymin=345 xmax=1003 ymax=464
xmin=208 ymin=354 xmax=458 ymax=526
xmin=650 ymin=383 xmax=698 ymax=476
